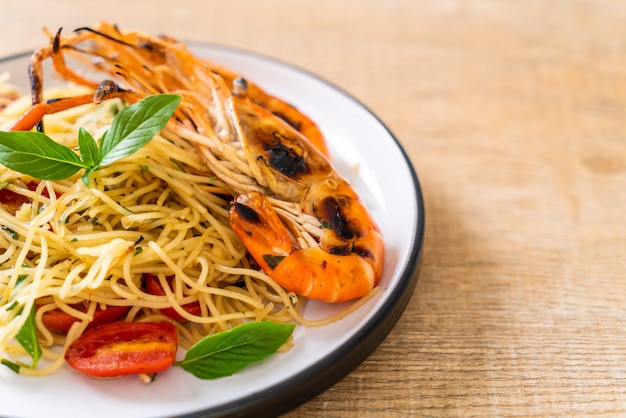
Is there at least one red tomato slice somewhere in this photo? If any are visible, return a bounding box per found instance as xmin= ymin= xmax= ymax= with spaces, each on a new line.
xmin=0 ymin=188 xmax=30 ymax=212
xmin=65 ymin=322 xmax=178 ymax=377
xmin=0 ymin=181 xmax=61 ymax=213
xmin=26 ymin=180 xmax=60 ymax=198
xmin=41 ymin=305 xmax=130 ymax=333
xmin=144 ymin=274 xmax=202 ymax=320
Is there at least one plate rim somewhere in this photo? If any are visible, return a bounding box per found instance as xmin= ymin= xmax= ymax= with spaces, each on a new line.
xmin=0 ymin=42 xmax=425 ymax=418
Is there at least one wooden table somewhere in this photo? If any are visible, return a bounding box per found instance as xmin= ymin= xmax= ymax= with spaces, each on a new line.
xmin=2 ymin=1 xmax=626 ymax=416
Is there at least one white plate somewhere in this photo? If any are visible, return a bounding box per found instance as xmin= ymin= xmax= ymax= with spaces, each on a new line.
xmin=0 ymin=41 xmax=424 ymax=418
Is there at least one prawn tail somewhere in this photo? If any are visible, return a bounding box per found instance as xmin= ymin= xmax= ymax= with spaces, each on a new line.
xmin=229 ymin=191 xmax=377 ymax=303
xmin=271 ymin=247 xmax=376 ymax=303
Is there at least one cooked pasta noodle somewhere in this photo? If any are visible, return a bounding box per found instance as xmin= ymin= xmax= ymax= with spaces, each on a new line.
xmin=0 ymin=66 xmax=381 ymax=377
xmin=0 ymin=78 xmax=308 ymax=376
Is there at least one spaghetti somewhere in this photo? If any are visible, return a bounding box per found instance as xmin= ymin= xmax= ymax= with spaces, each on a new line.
xmin=0 ymin=80 xmax=303 ymax=376
xmin=0 ymin=22 xmax=384 ymax=379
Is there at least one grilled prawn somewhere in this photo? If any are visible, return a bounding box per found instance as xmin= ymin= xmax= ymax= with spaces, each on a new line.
xmin=5 ymin=22 xmax=384 ymax=303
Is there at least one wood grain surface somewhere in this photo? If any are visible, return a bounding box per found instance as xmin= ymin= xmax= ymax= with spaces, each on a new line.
xmin=2 ymin=1 xmax=626 ymax=416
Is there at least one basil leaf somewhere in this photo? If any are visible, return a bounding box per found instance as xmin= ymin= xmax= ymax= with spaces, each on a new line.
xmin=0 ymin=94 xmax=180 ymax=185
xmin=81 ymin=166 xmax=100 ymax=187
xmin=99 ymin=94 xmax=181 ymax=166
xmin=78 ymin=127 xmax=100 ymax=167
xmin=1 ymin=358 xmax=20 ymax=373
xmin=0 ymin=131 xmax=86 ymax=180
xmin=15 ymin=305 xmax=42 ymax=369
xmin=176 ymin=321 xmax=295 ymax=379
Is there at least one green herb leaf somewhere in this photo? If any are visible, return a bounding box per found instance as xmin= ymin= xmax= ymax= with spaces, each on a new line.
xmin=77 ymin=127 xmax=100 ymax=167
xmin=1 ymin=358 xmax=20 ymax=373
xmin=81 ymin=166 xmax=99 ymax=187
xmin=1 ymin=225 xmax=18 ymax=240
xmin=16 ymin=274 xmax=28 ymax=286
xmin=5 ymin=300 xmax=19 ymax=311
xmin=99 ymin=94 xmax=181 ymax=166
xmin=16 ymin=263 xmax=29 ymax=286
xmin=0 ymin=94 xmax=180 ymax=186
xmin=15 ymin=305 xmax=42 ymax=369
xmin=0 ymin=131 xmax=86 ymax=180
xmin=176 ymin=321 xmax=295 ymax=379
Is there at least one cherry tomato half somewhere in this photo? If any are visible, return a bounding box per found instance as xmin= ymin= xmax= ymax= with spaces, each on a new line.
xmin=65 ymin=322 xmax=178 ymax=378
xmin=26 ymin=181 xmax=60 ymax=199
xmin=0 ymin=188 xmax=30 ymax=212
xmin=144 ymin=274 xmax=202 ymax=320
xmin=41 ymin=305 xmax=131 ymax=333
xmin=0 ymin=181 xmax=61 ymax=213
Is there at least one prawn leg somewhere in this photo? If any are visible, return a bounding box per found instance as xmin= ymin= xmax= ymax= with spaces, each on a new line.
xmin=7 ymin=80 xmax=135 ymax=132
xmin=28 ymin=27 xmax=102 ymax=108
xmin=20 ymin=26 xmax=135 ymax=132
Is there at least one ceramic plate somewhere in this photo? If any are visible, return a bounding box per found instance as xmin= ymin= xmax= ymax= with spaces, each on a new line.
xmin=0 ymin=42 xmax=424 ymax=418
